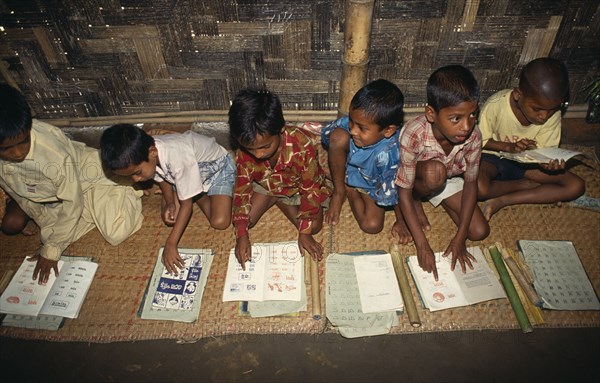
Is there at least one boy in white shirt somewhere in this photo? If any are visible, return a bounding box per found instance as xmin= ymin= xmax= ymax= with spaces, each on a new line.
xmin=100 ymin=124 xmax=235 ymax=274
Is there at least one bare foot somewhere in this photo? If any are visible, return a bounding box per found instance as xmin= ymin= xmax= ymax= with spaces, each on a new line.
xmin=481 ymin=198 xmax=503 ymax=221
xmin=413 ymin=198 xmax=431 ymax=231
xmin=22 ymin=220 xmax=40 ymax=236
xmin=391 ymin=218 xmax=413 ymax=245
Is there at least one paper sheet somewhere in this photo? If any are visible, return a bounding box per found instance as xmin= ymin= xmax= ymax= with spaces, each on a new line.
xmin=353 ymin=253 xmax=403 ymax=314
xmin=222 ymin=242 xmax=303 ymax=302
xmin=325 ymin=252 xmax=398 ymax=338
xmin=0 ymin=257 xmax=64 ymax=316
xmin=407 ymin=247 xmax=505 ymax=311
xmin=518 ymin=240 xmax=600 ymax=310
xmin=40 ymin=260 xmax=98 ymax=318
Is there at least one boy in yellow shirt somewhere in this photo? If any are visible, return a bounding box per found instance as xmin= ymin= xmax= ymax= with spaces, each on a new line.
xmin=477 ymin=57 xmax=585 ymax=220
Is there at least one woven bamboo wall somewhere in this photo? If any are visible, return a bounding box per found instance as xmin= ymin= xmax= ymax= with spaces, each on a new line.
xmin=0 ymin=0 xmax=598 ymax=121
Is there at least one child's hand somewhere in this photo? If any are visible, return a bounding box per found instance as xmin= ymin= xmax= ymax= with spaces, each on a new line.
xmin=162 ymin=245 xmax=185 ymax=275
xmin=416 ymin=242 xmax=438 ymax=281
xmin=28 ymin=253 xmax=59 ymax=285
xmin=235 ymin=235 xmax=252 ymax=271
xmin=161 ymin=200 xmax=177 ymax=226
xmin=511 ymin=138 xmax=537 ymax=153
xmin=540 ymin=158 xmax=566 ymax=171
xmin=443 ymin=239 xmax=476 ymax=274
xmin=298 ymin=233 xmax=323 ymax=261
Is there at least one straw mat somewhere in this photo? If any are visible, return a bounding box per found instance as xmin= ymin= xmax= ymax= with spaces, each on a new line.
xmin=0 ymin=146 xmax=598 ymax=342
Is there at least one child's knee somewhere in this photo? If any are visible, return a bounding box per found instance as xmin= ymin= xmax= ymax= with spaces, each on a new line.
xmin=0 ymin=212 xmax=28 ymax=235
xmin=468 ymin=221 xmax=490 ymax=241
xmin=210 ymin=215 xmax=231 ymax=231
xmin=477 ymin=177 xmax=491 ymax=199
xmin=568 ymin=174 xmax=585 ymax=199
xmin=419 ymin=161 xmax=446 ymax=191
xmin=358 ymin=219 xmax=384 ymax=234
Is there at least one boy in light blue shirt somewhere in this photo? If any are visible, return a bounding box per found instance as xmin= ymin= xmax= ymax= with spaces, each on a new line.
xmin=321 ymin=79 xmax=407 ymax=240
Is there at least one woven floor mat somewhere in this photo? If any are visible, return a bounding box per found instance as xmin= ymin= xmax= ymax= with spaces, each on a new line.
xmin=0 ymin=148 xmax=599 ymax=342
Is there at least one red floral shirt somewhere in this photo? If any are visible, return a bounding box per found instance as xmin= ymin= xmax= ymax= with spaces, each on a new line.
xmin=233 ymin=125 xmax=331 ymax=238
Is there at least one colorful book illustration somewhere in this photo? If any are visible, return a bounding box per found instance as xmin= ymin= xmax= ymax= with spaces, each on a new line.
xmin=407 ymin=247 xmax=506 ymax=312
xmin=222 ymin=241 xmax=303 ymax=302
xmin=497 ymin=147 xmax=583 ymax=164
xmin=138 ymin=248 xmax=214 ymax=322
xmin=517 ymin=240 xmax=600 ymax=310
xmin=0 ymin=256 xmax=97 ymax=319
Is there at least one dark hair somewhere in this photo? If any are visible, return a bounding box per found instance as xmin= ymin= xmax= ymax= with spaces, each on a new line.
xmin=228 ymin=88 xmax=285 ymax=148
xmin=427 ymin=65 xmax=480 ymax=112
xmin=99 ymin=124 xmax=155 ymax=170
xmin=350 ymin=79 xmax=404 ymax=129
xmin=519 ymin=57 xmax=569 ymax=100
xmin=0 ymin=83 xmax=33 ymax=143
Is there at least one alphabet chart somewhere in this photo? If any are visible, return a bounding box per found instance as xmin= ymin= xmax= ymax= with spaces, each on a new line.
xmin=518 ymin=240 xmax=600 ymax=310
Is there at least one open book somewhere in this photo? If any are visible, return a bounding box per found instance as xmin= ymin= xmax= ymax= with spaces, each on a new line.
xmin=325 ymin=251 xmax=402 ymax=339
xmin=0 ymin=257 xmax=97 ymax=318
xmin=497 ymin=147 xmax=583 ymax=164
xmin=138 ymin=248 xmax=214 ymax=322
xmin=407 ymin=247 xmax=505 ymax=311
xmin=222 ymin=241 xmax=303 ymax=302
xmin=517 ymin=240 xmax=600 ymax=310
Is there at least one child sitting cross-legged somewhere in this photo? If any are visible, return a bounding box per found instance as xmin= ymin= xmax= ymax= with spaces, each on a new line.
xmin=229 ymin=89 xmax=332 ymax=270
xmin=477 ymin=57 xmax=585 ymax=220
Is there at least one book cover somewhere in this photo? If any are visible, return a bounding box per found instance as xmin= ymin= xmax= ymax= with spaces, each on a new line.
xmin=222 ymin=241 xmax=304 ymax=302
xmin=407 ymin=247 xmax=506 ymax=311
xmin=138 ymin=248 xmax=214 ymax=322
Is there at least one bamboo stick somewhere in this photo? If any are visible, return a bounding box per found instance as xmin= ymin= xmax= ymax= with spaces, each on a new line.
xmin=309 ymin=256 xmax=322 ymax=320
xmin=496 ymin=243 xmax=544 ymax=308
xmin=488 ymin=246 xmax=533 ymax=333
xmin=338 ymin=0 xmax=375 ymax=116
xmin=389 ymin=244 xmax=421 ymax=327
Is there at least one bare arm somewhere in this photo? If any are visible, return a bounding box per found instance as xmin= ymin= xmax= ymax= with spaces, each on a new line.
xmin=325 ymin=128 xmax=350 ymax=225
xmin=398 ymin=187 xmax=437 ymax=280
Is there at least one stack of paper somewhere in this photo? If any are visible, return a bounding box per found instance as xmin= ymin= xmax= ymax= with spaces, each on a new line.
xmin=325 ymin=251 xmax=403 ymax=338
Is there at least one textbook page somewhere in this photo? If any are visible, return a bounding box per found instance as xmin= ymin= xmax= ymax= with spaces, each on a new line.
xmin=353 ymin=253 xmax=403 ymax=314
xmin=326 ymin=252 xmax=398 ymax=338
xmin=518 ymin=240 xmax=600 ymax=310
xmin=222 ymin=242 xmax=303 ymax=302
xmin=499 ymin=147 xmax=583 ymax=164
xmin=0 ymin=257 xmax=64 ymax=316
xmin=407 ymin=247 xmax=505 ymax=311
xmin=39 ymin=260 xmax=98 ymax=318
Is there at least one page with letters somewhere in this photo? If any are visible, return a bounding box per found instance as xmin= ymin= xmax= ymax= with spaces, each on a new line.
xmin=407 ymin=247 xmax=505 ymax=311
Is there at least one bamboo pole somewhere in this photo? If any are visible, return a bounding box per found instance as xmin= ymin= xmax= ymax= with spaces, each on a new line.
xmin=309 ymin=257 xmax=322 ymax=320
xmin=488 ymin=246 xmax=533 ymax=333
xmin=37 ymin=104 xmax=587 ymax=128
xmin=389 ymin=244 xmax=421 ymax=327
xmin=338 ymin=0 xmax=375 ymax=117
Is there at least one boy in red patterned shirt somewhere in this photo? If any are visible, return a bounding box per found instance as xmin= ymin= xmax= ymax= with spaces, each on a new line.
xmin=396 ymin=65 xmax=490 ymax=280
xmin=229 ymin=89 xmax=332 ymax=269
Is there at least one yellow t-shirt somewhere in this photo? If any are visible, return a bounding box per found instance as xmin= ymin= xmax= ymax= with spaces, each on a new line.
xmin=479 ymin=89 xmax=561 ymax=152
